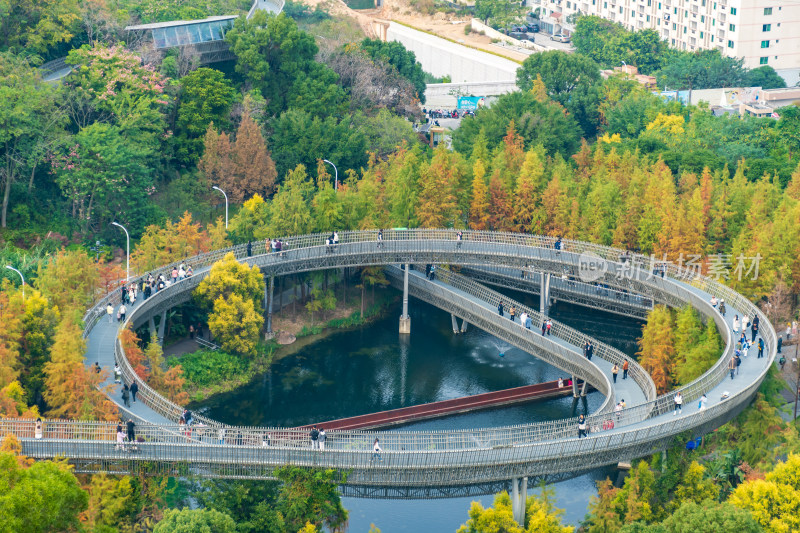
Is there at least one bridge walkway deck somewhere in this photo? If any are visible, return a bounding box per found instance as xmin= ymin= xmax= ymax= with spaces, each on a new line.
xmin=408 ymin=269 xmax=648 ymax=410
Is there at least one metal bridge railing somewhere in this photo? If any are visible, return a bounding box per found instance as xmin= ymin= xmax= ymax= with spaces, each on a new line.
xmin=429 ymin=267 xmax=656 ymax=404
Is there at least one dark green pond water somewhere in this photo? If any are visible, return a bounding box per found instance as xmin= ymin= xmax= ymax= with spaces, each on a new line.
xmin=198 ymin=289 xmax=644 ymax=531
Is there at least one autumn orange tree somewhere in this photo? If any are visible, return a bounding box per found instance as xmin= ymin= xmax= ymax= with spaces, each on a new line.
xmin=198 ymin=112 xmax=278 ymax=204
xmin=636 ymin=305 xmax=676 ymax=394
xmin=43 ymin=319 xmax=116 ymax=421
xmin=131 ymin=211 xmax=212 ymax=272
xmin=144 ymin=334 xmax=188 ymax=404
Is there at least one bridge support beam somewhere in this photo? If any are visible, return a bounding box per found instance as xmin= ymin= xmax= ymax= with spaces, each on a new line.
xmin=266 ymin=276 xmax=274 ymax=334
xmin=511 ymin=476 xmax=528 ymax=526
xmin=148 ymin=316 xmax=156 ymax=340
xmin=460 ymin=319 xmax=469 ymax=333
xmin=580 ymin=380 xmax=588 ymax=397
xmin=451 ymin=313 xmax=460 ymax=334
xmin=539 ymin=272 xmax=551 ymax=316
xmin=399 ymin=264 xmax=410 ymax=334
xmin=572 ymin=375 xmax=579 ymax=398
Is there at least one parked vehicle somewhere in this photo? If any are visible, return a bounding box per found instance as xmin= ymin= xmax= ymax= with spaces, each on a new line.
xmin=527 ymin=24 xmax=540 ymax=32
xmin=509 ymin=31 xmax=527 ymax=40
xmin=550 ymin=33 xmax=571 ymax=43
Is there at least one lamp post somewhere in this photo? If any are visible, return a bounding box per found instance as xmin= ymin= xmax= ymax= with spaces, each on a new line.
xmin=4 ymin=265 xmax=24 ymax=301
xmin=212 ymin=186 xmax=228 ymax=228
xmin=111 ymin=222 xmax=130 ymax=282
xmin=322 ymin=159 xmax=338 ymax=191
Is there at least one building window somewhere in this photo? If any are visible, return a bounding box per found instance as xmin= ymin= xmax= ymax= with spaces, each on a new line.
xmin=712 ymin=18 xmax=715 ymax=25
xmin=727 ymin=40 xmax=733 ymax=47
xmin=658 ymin=1 xmax=661 ymax=7
xmin=760 ymin=57 xmax=768 ymax=64
xmin=729 ymin=24 xmax=735 ymax=31
xmin=761 ymin=40 xmax=770 ymax=48
xmin=763 ymin=7 xmax=772 ymax=15
xmin=711 ymin=35 xmax=714 ymax=42
xmin=674 ymin=7 xmax=677 ymax=13
xmin=701 ymin=15 xmax=704 ymax=22
xmin=647 ymin=14 xmax=650 ymax=20
xmin=730 ymin=7 xmax=736 ymax=14
xmin=684 ymin=26 xmax=687 ymax=33
xmin=763 ymin=24 xmax=771 ymax=31
xmin=700 ymin=31 xmax=704 ymax=37
xmin=673 ymin=22 xmax=677 ymax=29
xmin=701 ymin=0 xmax=705 ymax=5
xmin=619 ymin=6 xmax=623 ymax=12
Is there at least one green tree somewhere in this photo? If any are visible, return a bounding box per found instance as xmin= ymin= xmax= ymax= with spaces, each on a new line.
xmin=274 ymin=467 xmax=347 ymax=533
xmin=360 ymin=38 xmax=427 ymax=103
xmin=454 ymin=91 xmax=582 ymax=158
xmin=195 ymin=479 xmax=284 ymax=533
xmin=474 ymin=0 xmax=525 ymax=28
xmin=516 ymin=51 xmax=600 ymax=104
xmin=268 ymin=109 xmax=367 ymax=182
xmin=174 ymin=68 xmax=236 ymax=164
xmin=744 ymin=65 xmax=786 ymax=89
xmin=660 ymin=501 xmax=761 ymax=533
xmin=268 ymin=165 xmax=315 ymax=236
xmin=225 ymin=12 xmax=347 ymax=117
xmin=154 ymin=508 xmax=237 ymax=533
xmin=0 ymin=452 xmax=88 ymax=533
xmin=53 ymin=122 xmax=154 ymax=235
xmin=0 ymin=52 xmax=64 ymax=228
xmin=0 ymin=0 xmax=80 ymax=53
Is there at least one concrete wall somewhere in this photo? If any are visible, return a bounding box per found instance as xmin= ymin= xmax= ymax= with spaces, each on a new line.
xmin=386 ymin=22 xmax=520 ymax=83
xmin=425 ymin=80 xmax=518 ymax=108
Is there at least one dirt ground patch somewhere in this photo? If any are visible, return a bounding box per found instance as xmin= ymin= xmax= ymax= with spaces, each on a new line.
xmin=301 ymin=0 xmax=530 ymax=62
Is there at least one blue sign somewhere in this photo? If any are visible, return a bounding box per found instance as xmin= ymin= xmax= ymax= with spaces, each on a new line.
xmin=457 ymin=96 xmax=486 ymax=110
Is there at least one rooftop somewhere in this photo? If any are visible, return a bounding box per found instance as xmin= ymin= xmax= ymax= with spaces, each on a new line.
xmin=125 ymin=15 xmax=237 ymax=32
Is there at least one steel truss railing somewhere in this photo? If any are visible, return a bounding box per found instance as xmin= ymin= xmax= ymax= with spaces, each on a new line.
xmin=413 ymin=266 xmax=656 ymax=402
xmin=57 ymin=230 xmax=775 ymax=486
xmin=459 ymin=265 xmax=653 ymax=318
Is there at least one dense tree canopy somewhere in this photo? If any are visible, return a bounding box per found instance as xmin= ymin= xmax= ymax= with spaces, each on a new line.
xmin=360 ymin=38 xmax=427 ymax=103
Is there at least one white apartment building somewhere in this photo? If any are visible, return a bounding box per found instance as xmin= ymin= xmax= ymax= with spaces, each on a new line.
xmin=532 ymin=0 xmax=800 ymax=71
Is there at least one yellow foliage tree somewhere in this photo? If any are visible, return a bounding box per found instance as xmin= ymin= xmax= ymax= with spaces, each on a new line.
xmin=468 ymin=160 xmax=490 ymax=230
xmin=144 ymin=335 xmax=189 ymax=404
xmin=207 ymin=293 xmax=263 ymax=357
xmin=81 ymin=473 xmax=134 ymax=532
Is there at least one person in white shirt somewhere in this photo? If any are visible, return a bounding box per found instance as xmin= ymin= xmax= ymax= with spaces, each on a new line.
xmin=371 ymin=438 xmax=382 ymax=462
xmin=674 ymin=392 xmax=683 ymax=415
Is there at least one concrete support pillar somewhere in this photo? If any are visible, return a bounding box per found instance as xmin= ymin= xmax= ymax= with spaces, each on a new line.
xmin=572 ymin=375 xmax=579 ymax=398
xmin=451 ymin=313 xmax=460 ymax=334
xmin=460 ymin=319 xmax=469 ymax=333
xmin=510 ymin=476 xmax=528 ymax=526
xmin=266 ymin=276 xmax=274 ymax=334
xmin=399 ymin=264 xmax=411 ymax=334
xmin=540 ymin=272 xmax=551 ymax=316
xmin=580 ymin=379 xmax=588 ymax=397
xmin=148 ymin=316 xmax=156 ymax=339
xmin=157 ymin=310 xmax=167 ymax=346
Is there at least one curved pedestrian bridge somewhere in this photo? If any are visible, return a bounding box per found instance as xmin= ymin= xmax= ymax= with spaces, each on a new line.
xmin=9 ymin=230 xmax=776 ymax=498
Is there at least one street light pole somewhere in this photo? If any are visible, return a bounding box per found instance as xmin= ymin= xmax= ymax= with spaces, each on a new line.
xmin=4 ymin=266 xmax=25 ymax=301
xmin=212 ymin=186 xmax=228 ymax=228
xmin=111 ymin=222 xmax=130 ymax=282
xmin=323 ymin=159 xmax=338 ymax=191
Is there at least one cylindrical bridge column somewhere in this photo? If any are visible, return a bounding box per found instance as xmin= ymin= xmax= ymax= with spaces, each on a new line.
xmin=399 ymin=264 xmax=411 ymax=334
xmin=266 ymin=276 xmax=274 ymax=334
xmin=460 ymin=319 xmax=469 ymax=333
xmin=451 ymin=313 xmax=459 ymax=334
xmin=572 ymin=375 xmax=579 ymax=398
xmin=580 ymin=379 xmax=588 ymax=397
xmin=511 ymin=476 xmax=528 ymax=526
xmin=540 ymin=272 xmax=551 ymax=316
xmin=157 ymin=310 xmax=167 ymax=346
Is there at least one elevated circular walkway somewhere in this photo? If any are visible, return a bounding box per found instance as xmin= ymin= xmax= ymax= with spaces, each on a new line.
xmin=10 ymin=231 xmax=776 ymax=497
